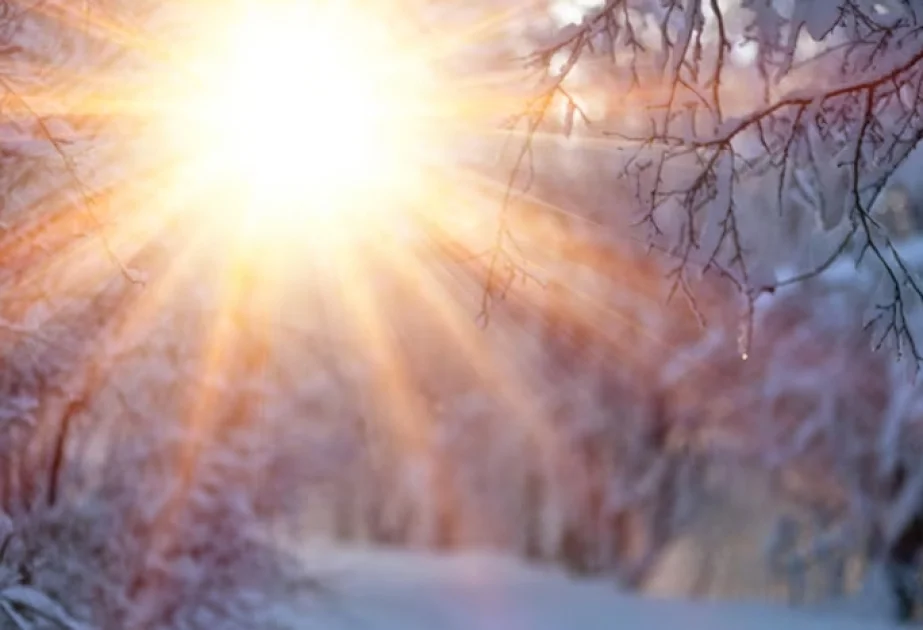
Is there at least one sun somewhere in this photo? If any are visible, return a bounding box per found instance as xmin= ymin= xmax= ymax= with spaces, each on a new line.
xmin=158 ymin=1 xmax=435 ymax=252
xmin=214 ymin=10 xmax=386 ymax=203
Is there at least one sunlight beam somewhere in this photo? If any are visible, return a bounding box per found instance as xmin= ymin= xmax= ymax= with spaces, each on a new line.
xmin=157 ymin=1 xmax=436 ymax=254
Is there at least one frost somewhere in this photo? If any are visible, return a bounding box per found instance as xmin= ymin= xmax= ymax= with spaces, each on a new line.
xmin=792 ymin=0 xmax=845 ymax=42
xmin=0 ymin=586 xmax=90 ymax=630
xmin=0 ymin=394 xmax=38 ymax=426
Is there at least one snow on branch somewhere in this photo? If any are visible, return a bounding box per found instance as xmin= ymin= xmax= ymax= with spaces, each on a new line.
xmin=504 ymin=0 xmax=923 ymax=362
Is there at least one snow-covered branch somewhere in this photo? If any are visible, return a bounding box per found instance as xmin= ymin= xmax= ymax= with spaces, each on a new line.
xmin=501 ymin=0 xmax=923 ymax=361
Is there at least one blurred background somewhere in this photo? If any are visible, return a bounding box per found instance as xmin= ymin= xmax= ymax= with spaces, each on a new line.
xmin=0 ymin=1 xmax=921 ymax=629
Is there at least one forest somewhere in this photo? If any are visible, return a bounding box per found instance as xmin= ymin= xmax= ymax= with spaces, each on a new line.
xmin=0 ymin=1 xmax=921 ymax=629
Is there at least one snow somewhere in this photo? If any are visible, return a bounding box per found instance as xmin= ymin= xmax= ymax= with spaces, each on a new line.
xmin=791 ymin=0 xmax=844 ymax=42
xmin=267 ymin=546 xmax=901 ymax=630
xmin=0 ymin=585 xmax=90 ymax=630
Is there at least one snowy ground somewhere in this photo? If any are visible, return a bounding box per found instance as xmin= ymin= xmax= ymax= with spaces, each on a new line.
xmin=261 ymin=545 xmax=902 ymax=630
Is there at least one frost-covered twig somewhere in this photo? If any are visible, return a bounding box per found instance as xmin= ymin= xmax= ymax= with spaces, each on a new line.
xmin=504 ymin=0 xmax=923 ymax=361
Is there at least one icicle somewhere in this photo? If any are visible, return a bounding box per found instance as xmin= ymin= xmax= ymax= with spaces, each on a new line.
xmin=737 ymin=317 xmax=750 ymax=361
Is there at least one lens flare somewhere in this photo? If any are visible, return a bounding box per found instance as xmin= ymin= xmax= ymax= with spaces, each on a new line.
xmin=158 ymin=2 xmax=437 ymax=252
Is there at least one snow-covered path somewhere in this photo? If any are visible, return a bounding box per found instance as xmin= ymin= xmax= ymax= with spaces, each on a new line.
xmin=263 ymin=546 xmax=901 ymax=630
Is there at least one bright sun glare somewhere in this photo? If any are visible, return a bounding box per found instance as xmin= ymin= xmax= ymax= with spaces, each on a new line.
xmin=163 ymin=2 xmax=432 ymax=251
xmin=3 ymin=0 xmax=656 ymax=497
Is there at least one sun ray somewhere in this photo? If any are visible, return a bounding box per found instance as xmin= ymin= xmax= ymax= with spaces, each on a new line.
xmin=416 ymin=1 xmax=544 ymax=62
xmin=332 ymin=248 xmax=433 ymax=460
xmin=361 ymin=227 xmax=565 ymax=534
xmin=0 ymin=0 xmax=726 ymax=555
xmin=405 ymin=160 xmax=699 ymax=378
